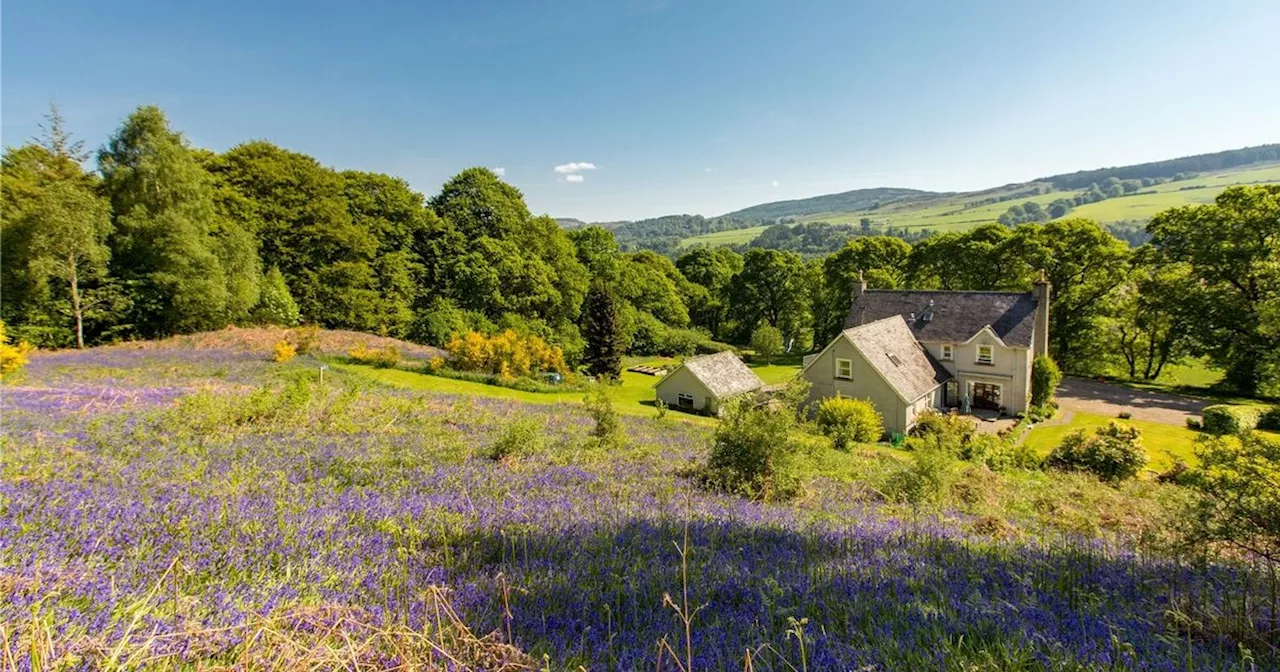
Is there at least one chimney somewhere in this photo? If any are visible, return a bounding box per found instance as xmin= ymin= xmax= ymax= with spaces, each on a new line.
xmin=1032 ymin=269 xmax=1051 ymax=359
xmin=851 ymin=270 xmax=868 ymax=326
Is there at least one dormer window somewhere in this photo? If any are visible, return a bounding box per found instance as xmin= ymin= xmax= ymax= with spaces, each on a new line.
xmin=976 ymin=345 xmax=994 ymax=365
xmin=940 ymin=344 xmax=953 ymax=361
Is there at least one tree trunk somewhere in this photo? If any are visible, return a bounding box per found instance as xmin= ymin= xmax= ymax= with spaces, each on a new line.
xmin=69 ymin=254 xmax=84 ymax=349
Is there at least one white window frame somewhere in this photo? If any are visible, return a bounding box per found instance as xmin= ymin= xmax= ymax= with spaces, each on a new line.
xmin=976 ymin=344 xmax=994 ymax=365
xmin=940 ymin=344 xmax=953 ymax=361
xmin=677 ymin=393 xmax=695 ymax=408
xmin=835 ymin=358 xmax=853 ymax=380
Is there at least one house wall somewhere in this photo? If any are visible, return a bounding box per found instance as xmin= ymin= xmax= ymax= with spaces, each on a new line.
xmin=802 ymin=336 xmax=916 ymax=435
xmin=921 ymin=334 xmax=1031 ymax=414
xmin=655 ymin=367 xmax=718 ymax=414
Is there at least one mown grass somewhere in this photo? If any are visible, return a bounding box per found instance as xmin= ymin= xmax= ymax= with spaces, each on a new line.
xmin=338 ymin=355 xmax=803 ymax=425
xmin=1022 ymin=411 xmax=1203 ymax=472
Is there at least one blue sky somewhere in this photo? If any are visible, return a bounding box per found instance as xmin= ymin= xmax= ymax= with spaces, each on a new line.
xmin=4 ymin=0 xmax=1278 ymax=222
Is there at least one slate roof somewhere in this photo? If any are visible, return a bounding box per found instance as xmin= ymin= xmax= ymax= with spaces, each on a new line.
xmin=842 ymin=316 xmax=952 ymax=402
xmin=670 ymin=351 xmax=764 ymax=399
xmin=846 ymin=290 xmax=1038 ymax=347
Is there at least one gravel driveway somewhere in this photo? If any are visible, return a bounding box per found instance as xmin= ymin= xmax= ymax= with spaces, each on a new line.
xmin=1054 ymin=377 xmax=1208 ymax=426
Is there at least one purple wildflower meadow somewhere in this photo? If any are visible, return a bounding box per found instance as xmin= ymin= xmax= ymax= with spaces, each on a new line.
xmin=0 ymin=347 xmax=1272 ymax=670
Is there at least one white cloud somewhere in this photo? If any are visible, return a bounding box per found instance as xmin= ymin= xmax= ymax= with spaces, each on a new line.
xmin=771 ymin=180 xmax=780 ymax=187
xmin=492 ymin=167 xmax=505 ymax=177
xmin=704 ymin=167 xmax=714 ymax=173
xmin=565 ymin=174 xmax=585 ymax=183
xmin=554 ymin=162 xmax=597 ymax=174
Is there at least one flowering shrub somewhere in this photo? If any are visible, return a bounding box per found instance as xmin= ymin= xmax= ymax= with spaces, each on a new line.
xmin=446 ymin=329 xmax=567 ymax=380
xmin=1047 ymin=421 xmax=1147 ymax=482
xmin=272 ymin=339 xmax=297 ymax=363
xmin=815 ymin=396 xmax=883 ymax=450
xmin=291 ymin=324 xmax=321 ymax=355
xmin=348 ymin=343 xmax=400 ymax=368
xmin=0 ymin=321 xmax=35 ymax=379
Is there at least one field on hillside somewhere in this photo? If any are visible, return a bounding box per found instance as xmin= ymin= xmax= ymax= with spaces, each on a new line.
xmin=679 ymin=163 xmax=1280 ymax=248
xmin=2 ymin=337 xmax=1276 ymax=670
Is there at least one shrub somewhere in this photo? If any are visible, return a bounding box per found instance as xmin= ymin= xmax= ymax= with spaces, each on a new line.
xmin=484 ymin=417 xmax=544 ymax=462
xmin=627 ymin=312 xmax=668 ymax=356
xmin=1027 ymin=403 xmax=1057 ymax=423
xmin=1117 ymin=411 xmax=1132 ymax=420
xmin=348 ymin=344 xmax=400 ymax=368
xmin=1186 ymin=417 xmax=1202 ymax=430
xmin=814 ymin=396 xmax=883 ymax=450
xmin=272 ymin=340 xmax=297 ymax=363
xmin=1256 ymin=406 xmax=1280 ymax=431
xmin=660 ymin=327 xmax=706 ymax=357
xmin=8 ymin=324 xmax=72 ymax=349
xmin=583 ymin=385 xmax=624 ymax=447
xmin=1180 ymin=431 xmax=1280 ymax=563
xmin=1031 ymin=356 xmax=1062 ymax=408
xmin=883 ymin=440 xmax=959 ymax=507
xmin=695 ymin=339 xmax=736 ymax=355
xmin=425 ymin=366 xmax=584 ymax=394
xmin=254 ymin=266 xmax=301 ymax=326
xmin=446 ymin=330 xmax=568 ymax=380
xmin=702 ymin=396 xmax=802 ymax=501
xmin=291 ymin=324 xmax=321 ymax=355
xmin=909 ymin=410 xmax=976 ymax=452
xmin=412 ymin=298 xmax=470 ymax=347
xmin=1046 ymin=421 xmax=1147 ymax=482
xmin=749 ymin=324 xmax=784 ymax=364
xmin=0 ymin=321 xmax=35 ymax=379
xmin=1201 ymin=404 xmax=1262 ymax=435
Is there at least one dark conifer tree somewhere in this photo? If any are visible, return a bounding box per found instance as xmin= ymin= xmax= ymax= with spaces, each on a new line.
xmin=581 ymin=279 xmax=622 ymax=379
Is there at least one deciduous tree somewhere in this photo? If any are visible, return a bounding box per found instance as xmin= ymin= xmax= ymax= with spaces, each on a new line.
xmin=1147 ymin=186 xmax=1280 ymax=394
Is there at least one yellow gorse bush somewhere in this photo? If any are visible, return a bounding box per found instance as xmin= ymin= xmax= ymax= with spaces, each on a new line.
xmin=0 ymin=321 xmax=35 ymax=379
xmin=348 ymin=343 xmax=400 ymax=368
xmin=272 ymin=340 xmax=297 ymax=363
xmin=445 ymin=330 xmax=568 ymax=380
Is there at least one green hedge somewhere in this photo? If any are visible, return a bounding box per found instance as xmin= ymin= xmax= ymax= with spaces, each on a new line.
xmin=1200 ymin=404 xmax=1263 ymax=435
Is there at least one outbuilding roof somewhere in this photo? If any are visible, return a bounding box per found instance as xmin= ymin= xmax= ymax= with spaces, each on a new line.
xmin=842 ymin=315 xmax=951 ymax=402
xmin=846 ymin=290 xmax=1038 ymax=348
xmin=661 ymin=351 xmax=764 ymax=399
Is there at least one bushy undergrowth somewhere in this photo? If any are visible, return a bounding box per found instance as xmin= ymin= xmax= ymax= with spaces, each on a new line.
xmin=1047 ymin=421 xmax=1148 ymax=482
xmin=484 ymin=416 xmax=545 ymax=462
xmin=700 ymin=395 xmax=804 ymax=501
xmin=422 ymin=362 xmax=587 ymax=393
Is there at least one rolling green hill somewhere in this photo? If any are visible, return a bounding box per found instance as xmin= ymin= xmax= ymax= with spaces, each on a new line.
xmin=720 ymin=186 xmax=935 ymax=221
xmin=679 ymin=162 xmax=1280 ymax=248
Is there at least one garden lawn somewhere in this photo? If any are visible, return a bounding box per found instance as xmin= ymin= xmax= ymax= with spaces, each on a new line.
xmin=338 ymin=357 xmax=804 ymax=423
xmin=1022 ymin=411 xmax=1202 ymax=472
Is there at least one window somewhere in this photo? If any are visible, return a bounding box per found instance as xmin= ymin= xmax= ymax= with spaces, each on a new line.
xmin=976 ymin=345 xmax=994 ymax=365
xmin=835 ymin=358 xmax=853 ymax=380
xmin=677 ymin=393 xmax=694 ymax=408
xmin=940 ymin=344 xmax=953 ymax=361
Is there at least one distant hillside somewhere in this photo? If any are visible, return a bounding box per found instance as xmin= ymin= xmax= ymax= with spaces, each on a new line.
xmin=1039 ymin=144 xmax=1280 ymax=190
xmin=554 ymin=217 xmax=588 ymax=229
xmin=720 ymin=187 xmax=936 ymax=221
xmin=557 ymin=143 xmax=1280 ymax=254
